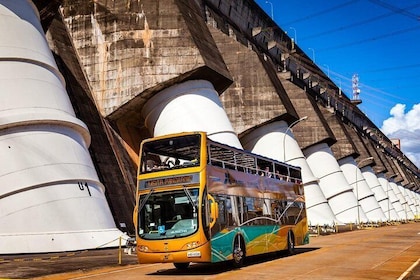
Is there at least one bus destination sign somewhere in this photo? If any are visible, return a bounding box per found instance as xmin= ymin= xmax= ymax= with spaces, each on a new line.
xmin=143 ymin=174 xmax=197 ymax=189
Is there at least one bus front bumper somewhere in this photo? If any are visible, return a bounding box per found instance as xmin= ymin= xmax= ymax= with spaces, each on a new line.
xmin=136 ymin=246 xmax=211 ymax=264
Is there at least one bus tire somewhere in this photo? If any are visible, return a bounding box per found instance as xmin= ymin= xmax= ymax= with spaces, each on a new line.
xmin=232 ymin=235 xmax=245 ymax=268
xmin=173 ymin=262 xmax=190 ymax=270
xmin=287 ymin=231 xmax=295 ymax=255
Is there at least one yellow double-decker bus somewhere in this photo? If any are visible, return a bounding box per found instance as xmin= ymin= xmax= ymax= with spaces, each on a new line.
xmin=133 ymin=131 xmax=309 ymax=269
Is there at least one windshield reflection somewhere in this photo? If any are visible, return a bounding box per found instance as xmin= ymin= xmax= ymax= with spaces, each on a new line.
xmin=139 ymin=188 xmax=199 ymax=240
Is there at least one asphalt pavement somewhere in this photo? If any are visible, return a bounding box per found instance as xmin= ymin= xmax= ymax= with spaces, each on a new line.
xmin=0 ymin=222 xmax=419 ymax=280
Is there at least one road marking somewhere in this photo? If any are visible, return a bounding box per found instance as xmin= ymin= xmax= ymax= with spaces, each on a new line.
xmin=397 ymin=257 xmax=420 ymax=280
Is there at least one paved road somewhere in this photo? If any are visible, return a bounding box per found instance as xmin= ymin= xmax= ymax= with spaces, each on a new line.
xmin=1 ymin=222 xmax=419 ymax=279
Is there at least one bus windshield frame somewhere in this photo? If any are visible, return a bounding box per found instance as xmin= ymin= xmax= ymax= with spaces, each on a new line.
xmin=138 ymin=187 xmax=200 ymax=240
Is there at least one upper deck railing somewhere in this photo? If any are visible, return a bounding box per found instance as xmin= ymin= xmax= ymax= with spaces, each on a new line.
xmin=207 ymin=140 xmax=302 ymax=184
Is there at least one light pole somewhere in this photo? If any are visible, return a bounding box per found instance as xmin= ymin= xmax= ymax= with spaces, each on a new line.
xmin=308 ymin=48 xmax=315 ymax=63
xmin=355 ymin=157 xmax=373 ymax=225
xmin=283 ymin=116 xmax=308 ymax=162
xmin=265 ymin=1 xmax=273 ymax=19
xmin=289 ymin=27 xmax=297 ymax=44
xmin=337 ymin=78 xmax=342 ymax=96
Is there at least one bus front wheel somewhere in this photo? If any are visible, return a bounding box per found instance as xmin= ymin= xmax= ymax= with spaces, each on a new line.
xmin=232 ymin=236 xmax=245 ymax=268
xmin=173 ymin=262 xmax=190 ymax=270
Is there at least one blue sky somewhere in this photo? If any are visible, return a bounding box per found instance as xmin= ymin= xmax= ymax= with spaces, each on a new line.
xmin=255 ymin=0 xmax=420 ymax=167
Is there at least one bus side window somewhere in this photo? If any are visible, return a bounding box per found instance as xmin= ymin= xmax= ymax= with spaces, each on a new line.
xmin=245 ymin=199 xmax=257 ymax=225
xmin=254 ymin=198 xmax=263 ymax=214
xmin=208 ymin=196 xmax=226 ymax=236
xmin=224 ymin=197 xmax=236 ymax=226
xmin=217 ymin=199 xmax=226 ymax=224
xmin=245 ymin=197 xmax=254 ymax=211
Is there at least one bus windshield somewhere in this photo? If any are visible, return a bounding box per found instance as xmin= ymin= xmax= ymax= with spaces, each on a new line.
xmin=138 ymin=188 xmax=199 ymax=240
xmin=140 ymin=134 xmax=201 ymax=174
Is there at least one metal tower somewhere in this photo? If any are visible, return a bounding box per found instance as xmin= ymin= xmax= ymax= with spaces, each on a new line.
xmin=351 ymin=74 xmax=362 ymax=105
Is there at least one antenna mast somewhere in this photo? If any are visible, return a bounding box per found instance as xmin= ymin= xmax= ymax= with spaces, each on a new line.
xmin=351 ymin=73 xmax=362 ymax=105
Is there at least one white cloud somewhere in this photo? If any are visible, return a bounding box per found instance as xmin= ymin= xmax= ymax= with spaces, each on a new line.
xmin=381 ymin=103 xmax=420 ymax=168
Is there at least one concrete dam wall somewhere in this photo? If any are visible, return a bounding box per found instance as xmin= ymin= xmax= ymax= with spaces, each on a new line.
xmin=0 ymin=0 xmax=418 ymax=253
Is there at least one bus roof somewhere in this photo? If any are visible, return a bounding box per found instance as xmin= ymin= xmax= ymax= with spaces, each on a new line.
xmin=141 ymin=131 xmax=301 ymax=171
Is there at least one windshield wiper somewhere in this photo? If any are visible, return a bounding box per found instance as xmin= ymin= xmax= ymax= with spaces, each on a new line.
xmin=182 ymin=185 xmax=197 ymax=214
xmin=139 ymin=188 xmax=154 ymax=211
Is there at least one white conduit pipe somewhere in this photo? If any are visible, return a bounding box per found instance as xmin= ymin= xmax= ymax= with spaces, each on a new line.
xmin=389 ymin=181 xmax=407 ymax=220
xmin=407 ymin=190 xmax=420 ymax=218
xmin=339 ymin=157 xmax=386 ymax=222
xmin=240 ymin=121 xmax=338 ymax=226
xmin=377 ymin=174 xmax=400 ymax=221
xmin=0 ymin=1 xmax=124 ymax=253
xmin=397 ymin=185 xmax=415 ymax=219
xmin=142 ymin=79 xmax=242 ymax=148
xmin=389 ymin=182 xmax=409 ymax=220
xmin=414 ymin=192 xmax=420 ymax=218
xmin=361 ymin=166 xmax=395 ymax=221
xmin=304 ymin=143 xmax=368 ymax=224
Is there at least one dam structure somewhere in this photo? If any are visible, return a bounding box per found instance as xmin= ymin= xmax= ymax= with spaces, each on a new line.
xmin=0 ymin=0 xmax=126 ymax=254
xmin=0 ymin=0 xmax=418 ymax=253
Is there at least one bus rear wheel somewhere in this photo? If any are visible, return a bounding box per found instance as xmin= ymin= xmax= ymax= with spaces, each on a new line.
xmin=287 ymin=231 xmax=295 ymax=255
xmin=173 ymin=262 xmax=190 ymax=270
xmin=232 ymin=236 xmax=245 ymax=268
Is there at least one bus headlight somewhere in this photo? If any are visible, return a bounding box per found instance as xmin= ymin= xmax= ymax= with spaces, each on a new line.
xmin=138 ymin=245 xmax=149 ymax=252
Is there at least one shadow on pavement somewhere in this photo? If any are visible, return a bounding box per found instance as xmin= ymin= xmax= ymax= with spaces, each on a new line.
xmin=150 ymin=247 xmax=319 ymax=276
xmin=0 ymin=247 xmax=320 ymax=279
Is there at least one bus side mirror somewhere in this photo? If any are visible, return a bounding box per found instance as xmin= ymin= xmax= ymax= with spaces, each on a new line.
xmin=208 ymin=194 xmax=218 ymax=228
